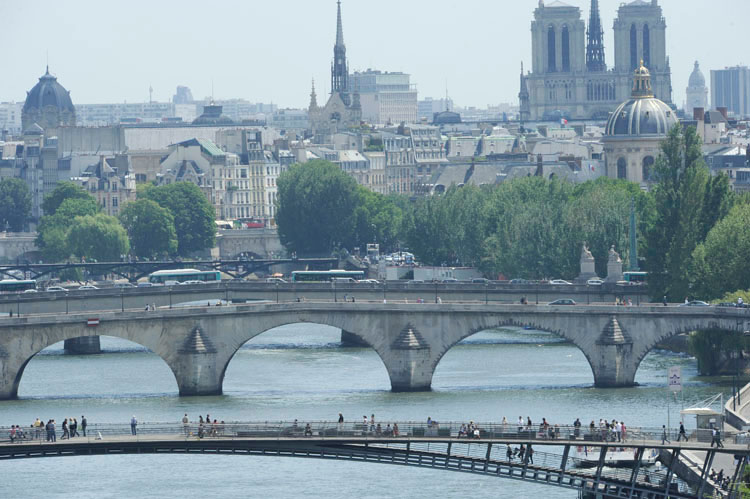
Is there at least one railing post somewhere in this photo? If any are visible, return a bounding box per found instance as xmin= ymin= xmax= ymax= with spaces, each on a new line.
xmin=697 ymin=449 xmax=715 ymax=498
xmin=593 ymin=445 xmax=607 ymax=493
xmin=484 ymin=442 xmax=492 ymax=471
xmin=627 ymin=447 xmax=644 ymax=499
xmin=558 ymin=444 xmax=570 ymax=483
xmin=663 ymin=448 xmax=679 ymax=495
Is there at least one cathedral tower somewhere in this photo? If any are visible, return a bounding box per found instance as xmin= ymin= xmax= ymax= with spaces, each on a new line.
xmin=586 ymin=0 xmax=606 ymax=72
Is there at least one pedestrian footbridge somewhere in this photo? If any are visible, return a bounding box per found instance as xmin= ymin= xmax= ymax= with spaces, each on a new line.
xmin=1 ymin=421 xmax=746 ymax=498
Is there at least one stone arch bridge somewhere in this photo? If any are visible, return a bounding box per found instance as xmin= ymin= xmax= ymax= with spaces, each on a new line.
xmin=1 ymin=302 xmax=749 ymax=399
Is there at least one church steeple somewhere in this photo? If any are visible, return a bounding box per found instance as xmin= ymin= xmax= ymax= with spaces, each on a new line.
xmin=331 ymin=0 xmax=349 ymax=98
xmin=309 ymin=78 xmax=318 ymax=110
xmin=586 ymin=0 xmax=606 ymax=72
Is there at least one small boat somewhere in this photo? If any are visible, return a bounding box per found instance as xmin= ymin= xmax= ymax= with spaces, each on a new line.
xmin=572 ymin=446 xmax=658 ymax=467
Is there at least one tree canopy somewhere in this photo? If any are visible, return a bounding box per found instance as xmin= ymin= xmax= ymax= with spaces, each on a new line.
xmin=0 ymin=178 xmax=31 ymax=231
xmin=119 ymin=199 xmax=178 ymax=258
xmin=141 ymin=182 xmax=215 ymax=256
xmin=276 ymin=160 xmax=360 ymax=254
xmin=67 ymin=213 xmax=130 ymax=262
xmin=42 ymin=181 xmax=95 ymax=216
xmin=36 ymin=192 xmax=101 ymax=261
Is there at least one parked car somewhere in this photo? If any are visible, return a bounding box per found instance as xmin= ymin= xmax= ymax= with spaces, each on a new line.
xmin=136 ymin=282 xmax=154 ymax=288
xmin=510 ymin=278 xmax=529 ymax=284
xmin=441 ymin=278 xmax=458 ymax=283
xmin=587 ymin=279 xmax=604 ymax=286
xmin=114 ymin=282 xmax=136 ymax=289
xmin=548 ymin=299 xmax=576 ymax=305
xmin=22 ymin=289 xmax=38 ymax=293
xmin=358 ymin=279 xmax=380 ymax=284
xmin=45 ymin=286 xmax=68 ymax=292
xmin=265 ymin=277 xmax=287 ymax=283
xmin=78 ymin=285 xmax=99 ymax=290
xmin=550 ymin=279 xmax=572 ymax=285
xmin=471 ymin=278 xmax=488 ymax=283
xmin=680 ymin=300 xmax=710 ymax=307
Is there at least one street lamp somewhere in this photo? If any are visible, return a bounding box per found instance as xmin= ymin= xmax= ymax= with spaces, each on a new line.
xmin=485 ymin=282 xmax=489 ymax=305
xmin=276 ymin=282 xmax=279 ymax=304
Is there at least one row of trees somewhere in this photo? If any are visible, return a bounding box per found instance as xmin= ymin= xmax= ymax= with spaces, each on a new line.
xmin=36 ymin=181 xmax=215 ymax=262
xmin=275 ymin=126 xmax=749 ymax=305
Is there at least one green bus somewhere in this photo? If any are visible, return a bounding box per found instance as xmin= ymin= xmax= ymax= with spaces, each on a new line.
xmin=148 ymin=269 xmax=221 ymax=284
xmin=623 ymin=271 xmax=647 ymax=284
xmin=0 ymin=279 xmax=37 ymax=293
xmin=291 ymin=270 xmax=365 ymax=283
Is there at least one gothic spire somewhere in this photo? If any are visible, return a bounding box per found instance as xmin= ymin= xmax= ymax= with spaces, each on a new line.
xmin=331 ymin=0 xmax=349 ymax=97
xmin=309 ymin=78 xmax=318 ymax=110
xmin=586 ymin=0 xmax=606 ymax=72
xmin=336 ymin=0 xmax=344 ymax=48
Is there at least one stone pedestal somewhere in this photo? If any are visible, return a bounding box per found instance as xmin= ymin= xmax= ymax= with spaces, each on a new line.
xmin=63 ymin=336 xmax=101 ymax=354
xmin=576 ymin=244 xmax=598 ymax=282
xmin=605 ymin=245 xmax=623 ymax=283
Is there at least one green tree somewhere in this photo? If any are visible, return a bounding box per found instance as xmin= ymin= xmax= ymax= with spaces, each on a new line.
xmin=692 ymin=203 xmax=750 ymax=299
xmin=0 ymin=178 xmax=32 ymax=231
xmin=142 ymin=182 xmax=215 ymax=256
xmin=67 ymin=213 xmax=130 ymax=262
xmin=119 ymin=199 xmax=178 ymax=258
xmin=276 ymin=160 xmax=359 ymax=254
xmin=643 ymin=125 xmax=720 ymax=301
xmin=36 ymin=197 xmax=100 ymax=261
xmin=42 ymin=181 xmax=95 ymax=216
xmin=352 ymin=186 xmax=403 ymax=252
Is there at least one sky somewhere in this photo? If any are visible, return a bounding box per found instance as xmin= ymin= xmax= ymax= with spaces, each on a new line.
xmin=2 ymin=0 xmax=749 ymax=109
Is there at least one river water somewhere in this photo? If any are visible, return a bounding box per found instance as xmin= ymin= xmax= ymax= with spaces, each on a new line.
xmin=1 ymin=325 xmax=727 ymax=498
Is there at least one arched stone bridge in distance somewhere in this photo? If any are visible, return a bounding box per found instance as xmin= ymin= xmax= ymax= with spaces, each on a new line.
xmin=1 ymin=302 xmax=750 ymax=399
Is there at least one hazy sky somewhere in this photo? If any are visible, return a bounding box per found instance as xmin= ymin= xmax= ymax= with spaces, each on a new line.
xmin=2 ymin=0 xmax=748 ymax=109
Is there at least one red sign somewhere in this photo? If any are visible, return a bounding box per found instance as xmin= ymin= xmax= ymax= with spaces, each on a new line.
xmin=87 ymin=318 xmax=100 ymax=327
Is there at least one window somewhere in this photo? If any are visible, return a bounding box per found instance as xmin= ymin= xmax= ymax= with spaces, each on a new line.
xmin=547 ymin=26 xmax=556 ymax=72
xmin=562 ymin=26 xmax=570 ymax=72
xmin=630 ymin=24 xmax=638 ymax=70
xmin=617 ymin=157 xmax=627 ymax=179
xmin=113 ymin=197 xmax=118 ymax=207
xmin=642 ymin=24 xmax=650 ymax=68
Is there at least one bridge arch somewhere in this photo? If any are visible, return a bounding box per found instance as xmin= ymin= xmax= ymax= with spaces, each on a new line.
xmin=214 ymin=311 xmax=405 ymax=394
xmin=429 ymin=318 xmax=598 ymax=390
xmin=3 ymin=331 xmax=181 ymax=400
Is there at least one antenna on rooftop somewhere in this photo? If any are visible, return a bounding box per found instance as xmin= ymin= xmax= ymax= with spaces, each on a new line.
xmin=149 ymin=85 xmax=153 ymax=104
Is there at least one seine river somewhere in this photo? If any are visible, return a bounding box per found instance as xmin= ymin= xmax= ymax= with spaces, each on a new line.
xmin=1 ymin=325 xmax=727 ymax=498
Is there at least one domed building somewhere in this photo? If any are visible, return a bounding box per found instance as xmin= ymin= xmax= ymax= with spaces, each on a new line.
xmin=192 ymin=101 xmax=234 ymax=125
xmin=603 ymin=61 xmax=678 ymax=185
xmin=22 ymin=67 xmax=76 ymax=131
xmin=685 ymin=61 xmax=708 ymax=117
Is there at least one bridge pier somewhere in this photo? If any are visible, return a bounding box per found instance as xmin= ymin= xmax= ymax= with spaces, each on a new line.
xmin=383 ymin=324 xmax=435 ymax=392
xmin=64 ymin=336 xmax=101 ymax=354
xmin=172 ymin=325 xmax=224 ymax=396
xmin=590 ymin=327 xmax=637 ymax=388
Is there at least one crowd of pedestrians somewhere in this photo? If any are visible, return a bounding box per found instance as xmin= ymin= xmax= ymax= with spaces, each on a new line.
xmin=7 ymin=416 xmax=88 ymax=442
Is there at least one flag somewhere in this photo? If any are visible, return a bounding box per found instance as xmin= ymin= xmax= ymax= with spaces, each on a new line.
xmin=560 ymin=118 xmax=568 ymax=126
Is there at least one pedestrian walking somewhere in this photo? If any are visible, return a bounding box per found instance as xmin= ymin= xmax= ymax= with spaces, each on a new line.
xmin=61 ymin=418 xmax=69 ymax=440
xmin=130 ymin=415 xmax=138 ymax=435
xmin=663 ymin=295 xmax=668 ymax=306
xmin=182 ymin=414 xmax=190 ymax=436
xmin=677 ymin=422 xmax=688 ymax=442
xmin=661 ymin=425 xmax=670 ymax=444
xmin=711 ymin=427 xmax=724 ymax=448
xmin=71 ymin=418 xmax=79 ymax=437
xmin=81 ymin=415 xmax=87 ymax=437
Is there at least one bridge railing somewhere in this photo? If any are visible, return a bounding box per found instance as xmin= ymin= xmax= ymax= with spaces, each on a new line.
xmin=2 ymin=420 xmax=742 ymax=449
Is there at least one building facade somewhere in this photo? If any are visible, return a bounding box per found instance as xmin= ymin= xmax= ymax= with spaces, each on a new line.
xmin=602 ymin=62 xmax=677 ymax=186
xmin=350 ymin=70 xmax=418 ymax=125
xmin=711 ymin=66 xmax=750 ymax=118
xmin=522 ymin=0 xmax=672 ymax=121
xmin=685 ymin=61 xmax=708 ymax=117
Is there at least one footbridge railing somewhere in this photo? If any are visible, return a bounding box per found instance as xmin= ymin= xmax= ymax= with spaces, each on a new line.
xmin=2 ymin=420 xmax=748 ymax=498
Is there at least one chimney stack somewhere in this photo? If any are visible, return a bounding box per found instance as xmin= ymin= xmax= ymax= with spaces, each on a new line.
xmin=693 ymin=107 xmax=704 ymax=121
xmin=717 ymin=107 xmax=728 ymax=120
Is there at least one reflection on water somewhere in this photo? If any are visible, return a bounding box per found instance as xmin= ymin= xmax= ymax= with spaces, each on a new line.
xmin=3 ymin=325 xmax=727 ymax=499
